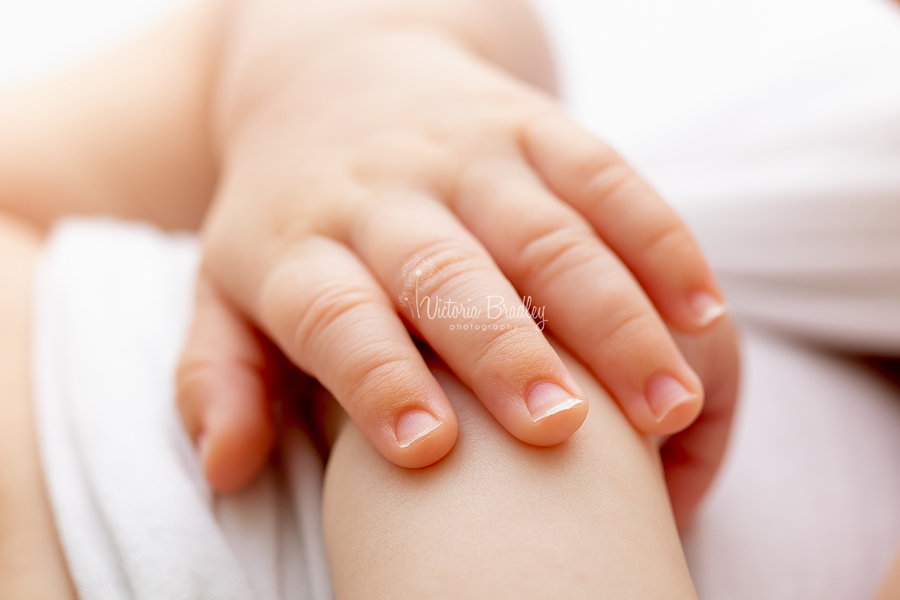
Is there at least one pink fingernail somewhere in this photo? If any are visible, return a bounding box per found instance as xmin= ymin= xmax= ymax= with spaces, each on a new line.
xmin=645 ymin=373 xmax=697 ymax=423
xmin=526 ymin=382 xmax=584 ymax=422
xmin=396 ymin=409 xmax=442 ymax=448
xmin=690 ymin=290 xmax=728 ymax=327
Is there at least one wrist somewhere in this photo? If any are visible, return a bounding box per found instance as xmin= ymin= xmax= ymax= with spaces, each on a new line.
xmin=213 ymin=0 xmax=556 ymax=154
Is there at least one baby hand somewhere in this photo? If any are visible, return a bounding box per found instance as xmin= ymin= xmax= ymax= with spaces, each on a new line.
xmin=177 ymin=27 xmax=727 ymax=489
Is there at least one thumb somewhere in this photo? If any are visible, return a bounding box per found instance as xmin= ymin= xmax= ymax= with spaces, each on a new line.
xmin=176 ymin=271 xmax=277 ymax=492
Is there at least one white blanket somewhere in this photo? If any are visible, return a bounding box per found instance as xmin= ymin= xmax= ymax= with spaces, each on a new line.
xmin=34 ymin=221 xmax=333 ymax=600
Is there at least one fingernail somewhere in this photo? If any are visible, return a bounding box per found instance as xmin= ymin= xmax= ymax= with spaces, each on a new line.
xmin=396 ymin=409 xmax=442 ymax=448
xmin=690 ymin=290 xmax=727 ymax=327
xmin=645 ymin=373 xmax=697 ymax=423
xmin=526 ymin=382 xmax=584 ymax=422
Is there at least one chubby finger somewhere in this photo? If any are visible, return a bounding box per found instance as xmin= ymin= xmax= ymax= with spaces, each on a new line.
xmin=255 ymin=235 xmax=457 ymax=468
xmin=176 ymin=273 xmax=276 ymax=492
xmin=523 ymin=112 xmax=727 ymax=334
xmin=455 ymin=157 xmax=702 ymax=434
xmin=350 ymin=193 xmax=589 ymax=447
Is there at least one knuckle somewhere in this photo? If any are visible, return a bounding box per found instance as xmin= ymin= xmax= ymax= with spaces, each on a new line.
xmin=455 ymin=156 xmax=521 ymax=200
xmin=593 ymin=303 xmax=660 ymax=354
xmin=175 ymin=356 xmax=218 ymax=419
xmin=176 ymin=356 xmax=214 ymax=397
xmin=348 ymin=131 xmax=450 ymax=187
xmin=570 ymin=140 xmax=623 ymax=191
xmin=470 ymin=326 xmax=550 ymax=379
xmin=260 ymin=265 xmax=379 ymax=366
xmin=582 ymin=159 xmax=641 ymax=211
xmin=641 ymin=219 xmax=695 ymax=259
xmin=342 ymin=353 xmax=422 ymax=418
xmin=293 ymin=283 xmax=376 ymax=363
xmin=398 ymin=241 xmax=489 ymax=315
xmin=514 ymin=219 xmax=599 ymax=287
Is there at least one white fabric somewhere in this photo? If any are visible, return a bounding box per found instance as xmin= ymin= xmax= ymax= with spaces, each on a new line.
xmin=34 ymin=220 xmax=333 ymax=600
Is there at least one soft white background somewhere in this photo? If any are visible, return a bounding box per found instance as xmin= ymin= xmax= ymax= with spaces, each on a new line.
xmin=4 ymin=0 xmax=900 ymax=149
xmin=533 ymin=0 xmax=900 ymax=150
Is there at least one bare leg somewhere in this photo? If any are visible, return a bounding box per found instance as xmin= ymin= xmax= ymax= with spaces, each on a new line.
xmin=323 ymin=344 xmax=697 ymax=599
xmin=0 ymin=214 xmax=74 ymax=599
xmin=876 ymin=547 xmax=900 ymax=600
